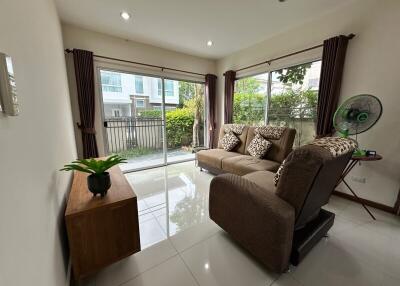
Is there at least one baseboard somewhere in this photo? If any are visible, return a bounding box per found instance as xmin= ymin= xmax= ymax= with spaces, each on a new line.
xmin=332 ymin=190 xmax=397 ymax=215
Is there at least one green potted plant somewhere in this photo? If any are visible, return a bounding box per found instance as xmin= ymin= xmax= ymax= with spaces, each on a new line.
xmin=60 ymin=155 xmax=127 ymax=197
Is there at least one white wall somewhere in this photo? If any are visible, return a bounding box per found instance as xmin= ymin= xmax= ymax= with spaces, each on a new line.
xmin=0 ymin=0 xmax=77 ymax=286
xmin=216 ymin=0 xmax=400 ymax=207
xmin=62 ymin=24 xmax=216 ymax=158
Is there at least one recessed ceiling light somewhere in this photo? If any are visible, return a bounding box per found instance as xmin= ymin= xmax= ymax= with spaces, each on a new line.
xmin=207 ymin=40 xmax=213 ymax=47
xmin=120 ymin=11 xmax=131 ymax=20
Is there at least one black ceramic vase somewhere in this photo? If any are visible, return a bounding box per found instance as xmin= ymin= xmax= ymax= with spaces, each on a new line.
xmin=87 ymin=172 xmax=111 ymax=197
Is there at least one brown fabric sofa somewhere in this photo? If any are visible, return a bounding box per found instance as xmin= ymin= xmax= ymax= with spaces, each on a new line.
xmin=209 ymin=142 xmax=354 ymax=273
xmin=197 ymin=125 xmax=296 ymax=175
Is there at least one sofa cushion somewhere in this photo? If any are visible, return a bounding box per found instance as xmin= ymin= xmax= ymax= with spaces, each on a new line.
xmin=309 ymin=137 xmax=358 ymax=157
xmin=219 ymin=132 xmax=240 ymax=151
xmin=243 ymin=171 xmax=276 ymax=193
xmin=245 ymin=127 xmax=296 ymax=163
xmin=223 ymin=124 xmax=246 ymax=135
xmin=197 ymin=149 xmax=241 ymax=169
xmin=275 ymin=145 xmax=325 ymax=216
xmin=247 ymin=134 xmax=272 ymax=158
xmin=255 ymin=126 xmax=286 ymax=140
xmin=218 ymin=125 xmax=249 ymax=154
xmin=222 ymin=155 xmax=281 ymax=176
xmin=274 ymin=159 xmax=286 ymax=186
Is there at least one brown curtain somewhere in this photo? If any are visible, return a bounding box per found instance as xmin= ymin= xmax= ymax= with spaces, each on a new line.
xmin=316 ymin=35 xmax=350 ymax=137
xmin=72 ymin=49 xmax=99 ymax=158
xmin=205 ymin=74 xmax=217 ymax=148
xmin=224 ymin=70 xmax=236 ymax=123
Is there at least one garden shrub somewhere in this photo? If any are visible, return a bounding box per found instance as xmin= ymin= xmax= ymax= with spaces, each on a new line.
xmin=137 ymin=109 xmax=162 ymax=118
xmin=165 ymin=108 xmax=194 ymax=148
xmin=233 ymin=93 xmax=266 ymax=125
xmin=135 ymin=108 xmax=195 ymax=149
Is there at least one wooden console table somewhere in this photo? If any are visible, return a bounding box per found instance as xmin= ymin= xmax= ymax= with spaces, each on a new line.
xmin=65 ymin=165 xmax=141 ymax=280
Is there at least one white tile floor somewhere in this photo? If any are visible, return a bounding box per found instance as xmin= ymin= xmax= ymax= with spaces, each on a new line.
xmin=82 ymin=161 xmax=400 ymax=286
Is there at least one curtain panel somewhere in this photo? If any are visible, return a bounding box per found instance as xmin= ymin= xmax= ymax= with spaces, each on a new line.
xmin=205 ymin=74 xmax=217 ymax=148
xmin=72 ymin=49 xmax=99 ymax=158
xmin=224 ymin=70 xmax=236 ymax=124
xmin=316 ymin=35 xmax=350 ymax=137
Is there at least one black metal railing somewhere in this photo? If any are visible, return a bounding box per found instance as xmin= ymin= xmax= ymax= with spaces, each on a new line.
xmin=104 ymin=117 xmax=164 ymax=153
xmin=105 ymin=107 xmax=317 ymax=155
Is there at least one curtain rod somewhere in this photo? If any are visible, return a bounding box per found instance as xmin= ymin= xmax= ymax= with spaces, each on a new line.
xmin=228 ymin=34 xmax=355 ymax=75
xmin=64 ymin=49 xmax=206 ymax=77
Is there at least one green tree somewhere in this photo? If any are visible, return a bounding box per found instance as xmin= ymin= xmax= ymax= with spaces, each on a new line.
xmin=235 ymin=77 xmax=262 ymax=94
xmin=178 ymin=81 xmax=196 ymax=107
xmin=183 ymin=84 xmax=204 ymax=147
xmin=179 ymin=82 xmax=204 ymax=147
xmin=233 ymin=77 xmax=266 ymax=125
xmin=269 ymin=89 xmax=317 ymax=120
xmin=233 ymin=93 xmax=266 ymax=125
xmin=276 ymin=63 xmax=312 ymax=85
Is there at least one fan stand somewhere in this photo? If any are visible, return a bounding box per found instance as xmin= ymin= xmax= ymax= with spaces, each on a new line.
xmin=352 ymin=126 xmax=366 ymax=157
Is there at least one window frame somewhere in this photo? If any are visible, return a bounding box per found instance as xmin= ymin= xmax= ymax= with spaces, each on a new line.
xmin=135 ymin=99 xmax=145 ymax=108
xmin=96 ymin=65 xmax=208 ymax=160
xmin=233 ymin=59 xmax=321 ymax=126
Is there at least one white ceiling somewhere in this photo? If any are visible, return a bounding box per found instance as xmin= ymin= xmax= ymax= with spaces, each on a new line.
xmin=56 ymin=0 xmax=354 ymax=59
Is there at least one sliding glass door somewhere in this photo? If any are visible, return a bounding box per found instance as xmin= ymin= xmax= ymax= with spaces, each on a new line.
xmin=165 ymin=79 xmax=205 ymax=164
xmin=99 ymin=69 xmax=206 ymax=172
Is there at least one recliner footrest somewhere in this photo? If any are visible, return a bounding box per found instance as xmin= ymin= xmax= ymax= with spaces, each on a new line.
xmin=290 ymin=209 xmax=335 ymax=266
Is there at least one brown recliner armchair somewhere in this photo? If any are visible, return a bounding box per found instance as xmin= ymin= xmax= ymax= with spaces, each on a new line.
xmin=209 ymin=138 xmax=356 ymax=273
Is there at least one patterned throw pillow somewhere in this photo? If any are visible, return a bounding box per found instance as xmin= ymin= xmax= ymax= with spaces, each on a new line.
xmin=310 ymin=137 xmax=358 ymax=157
xmin=274 ymin=159 xmax=286 ymax=187
xmin=219 ymin=132 xmax=240 ymax=151
xmin=255 ymin=126 xmax=286 ymax=140
xmin=247 ymin=134 xmax=272 ymax=158
xmin=224 ymin=124 xmax=246 ymax=135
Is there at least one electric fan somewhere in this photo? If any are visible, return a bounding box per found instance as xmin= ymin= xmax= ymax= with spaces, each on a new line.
xmin=333 ymin=94 xmax=383 ymax=156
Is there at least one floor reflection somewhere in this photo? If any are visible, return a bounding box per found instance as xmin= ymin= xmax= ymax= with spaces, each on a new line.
xmin=125 ymin=161 xmax=214 ymax=248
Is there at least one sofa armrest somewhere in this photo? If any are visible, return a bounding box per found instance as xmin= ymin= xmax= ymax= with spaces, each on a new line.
xmin=209 ymin=173 xmax=295 ymax=273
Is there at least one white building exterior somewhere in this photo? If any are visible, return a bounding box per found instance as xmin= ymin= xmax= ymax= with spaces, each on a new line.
xmin=100 ymin=70 xmax=179 ymax=118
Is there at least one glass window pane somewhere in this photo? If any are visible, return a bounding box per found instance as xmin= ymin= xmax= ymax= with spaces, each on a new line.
xmin=165 ymin=80 xmax=174 ymax=97
xmin=101 ymin=71 xmax=122 ymax=93
xmin=270 ymin=61 xmax=321 ymax=147
xmin=135 ymin=76 xmax=144 ymax=94
xmin=136 ymin=99 xmax=145 ymax=108
xmin=233 ymin=73 xmax=268 ymax=126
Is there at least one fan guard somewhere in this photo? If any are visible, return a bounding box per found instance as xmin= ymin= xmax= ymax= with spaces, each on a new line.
xmin=333 ymin=94 xmax=382 ymax=136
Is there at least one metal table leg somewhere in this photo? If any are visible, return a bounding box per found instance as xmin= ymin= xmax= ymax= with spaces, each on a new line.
xmin=335 ymin=159 xmax=376 ymax=220
xmin=342 ymin=179 xmax=376 ymax=220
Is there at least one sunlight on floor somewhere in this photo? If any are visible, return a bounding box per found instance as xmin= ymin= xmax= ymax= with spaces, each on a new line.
xmin=125 ymin=161 xmax=213 ymax=248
